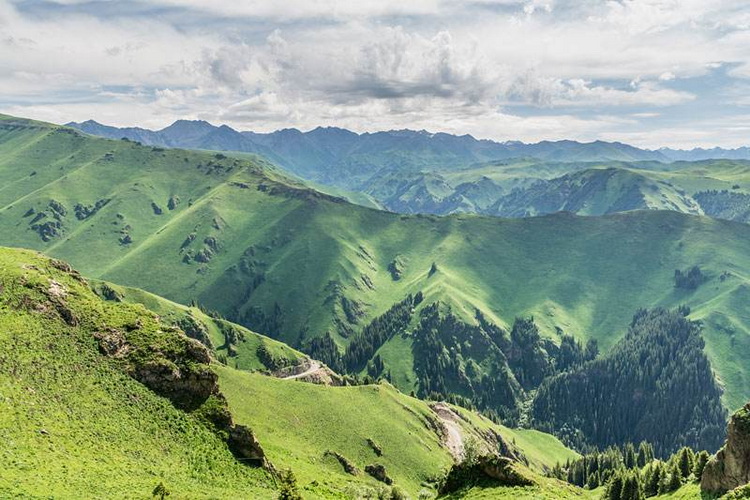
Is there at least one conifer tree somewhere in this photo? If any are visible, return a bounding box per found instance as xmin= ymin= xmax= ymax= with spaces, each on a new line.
xmin=693 ymin=450 xmax=710 ymax=481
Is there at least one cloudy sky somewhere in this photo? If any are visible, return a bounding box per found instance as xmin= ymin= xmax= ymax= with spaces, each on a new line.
xmin=2 ymin=0 xmax=750 ymax=148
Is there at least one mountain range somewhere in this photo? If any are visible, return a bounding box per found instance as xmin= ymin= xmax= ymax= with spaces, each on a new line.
xmin=68 ymin=119 xmax=750 ymax=222
xmin=4 ymin=113 xmax=750 ymax=498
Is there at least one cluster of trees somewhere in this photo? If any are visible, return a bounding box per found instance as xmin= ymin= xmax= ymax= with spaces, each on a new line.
xmin=303 ymin=293 xmax=421 ymax=375
xmin=554 ymin=442 xmax=711 ymax=499
xmin=531 ymin=308 xmax=727 ymax=454
xmin=552 ymin=442 xmax=655 ymax=489
xmin=305 ymin=332 xmax=344 ymax=373
xmin=242 ymin=302 xmax=285 ymax=339
xmin=412 ymin=304 xmax=524 ymax=421
xmin=674 ymin=266 xmax=707 ymax=290
xmin=694 ymin=189 xmax=750 ymax=223
xmin=412 ymin=306 xmax=597 ymax=424
xmin=343 ymin=294 xmax=419 ymax=372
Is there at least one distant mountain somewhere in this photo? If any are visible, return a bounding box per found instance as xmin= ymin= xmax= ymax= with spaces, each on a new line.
xmin=67 ymin=118 xmax=750 ymax=223
xmin=487 ymin=167 xmax=702 ymax=217
xmin=660 ymin=146 xmax=750 ymax=161
xmin=67 ymin=119 xmax=670 ymax=185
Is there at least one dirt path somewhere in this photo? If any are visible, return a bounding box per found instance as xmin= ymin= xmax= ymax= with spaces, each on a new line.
xmin=281 ymin=360 xmax=322 ymax=380
xmin=431 ymin=402 xmax=464 ymax=461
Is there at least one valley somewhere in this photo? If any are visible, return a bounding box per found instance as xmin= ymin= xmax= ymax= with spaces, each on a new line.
xmin=2 ymin=113 xmax=750 ymax=498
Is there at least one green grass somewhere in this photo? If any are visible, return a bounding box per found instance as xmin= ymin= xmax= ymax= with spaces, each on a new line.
xmin=218 ymin=368 xmax=452 ymax=498
xmin=653 ymin=482 xmax=704 ymax=499
xmin=0 ymin=247 xmax=275 ymax=499
xmin=2 ymin=114 xmax=750 ymax=412
xmin=217 ymin=367 xmax=584 ymax=499
xmin=0 ymin=245 xmax=586 ymax=499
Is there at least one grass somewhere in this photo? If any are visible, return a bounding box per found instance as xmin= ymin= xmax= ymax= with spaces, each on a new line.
xmin=2 ymin=114 xmax=750 ymax=412
xmin=217 ymin=367 xmax=585 ymax=499
xmin=218 ymin=368 xmax=452 ymax=498
xmin=0 ymin=247 xmax=275 ymax=499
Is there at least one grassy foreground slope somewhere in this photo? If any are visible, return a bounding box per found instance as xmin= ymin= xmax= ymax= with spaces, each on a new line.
xmin=0 ymin=247 xmax=274 ymax=498
xmin=0 ymin=245 xmax=583 ymax=499
xmin=2 ymin=114 xmax=750 ymax=410
xmin=218 ymin=367 xmax=579 ymax=498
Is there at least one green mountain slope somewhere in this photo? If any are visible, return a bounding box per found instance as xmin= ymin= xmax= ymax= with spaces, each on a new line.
xmin=2 ymin=114 xmax=750 ymax=415
xmin=488 ymin=167 xmax=702 ymax=217
xmin=0 ymin=246 xmax=584 ymax=498
xmin=0 ymin=247 xmax=275 ymax=498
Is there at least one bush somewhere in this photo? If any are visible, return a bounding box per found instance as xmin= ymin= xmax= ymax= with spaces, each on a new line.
xmin=278 ymin=469 xmax=302 ymax=500
xmin=152 ymin=482 xmax=171 ymax=499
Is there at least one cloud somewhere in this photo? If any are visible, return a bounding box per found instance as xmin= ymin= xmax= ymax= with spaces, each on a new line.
xmin=2 ymin=0 xmax=750 ymax=148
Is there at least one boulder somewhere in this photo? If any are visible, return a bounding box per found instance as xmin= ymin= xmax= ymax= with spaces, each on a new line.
xmin=228 ymin=424 xmax=267 ymax=467
xmin=439 ymin=455 xmax=534 ymax=494
xmin=365 ymin=463 xmax=393 ymax=485
xmin=702 ymin=403 xmax=750 ymax=494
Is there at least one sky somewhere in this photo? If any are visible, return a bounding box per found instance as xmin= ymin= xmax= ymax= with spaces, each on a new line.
xmin=2 ymin=0 xmax=750 ymax=148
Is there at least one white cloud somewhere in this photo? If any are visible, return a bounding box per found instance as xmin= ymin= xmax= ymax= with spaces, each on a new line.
xmin=2 ymin=0 xmax=750 ymax=148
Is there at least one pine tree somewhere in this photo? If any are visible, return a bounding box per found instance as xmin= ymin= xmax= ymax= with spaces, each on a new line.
xmin=693 ymin=451 xmax=710 ymax=481
xmin=624 ymin=443 xmax=636 ymax=469
xmin=676 ymin=447 xmax=695 ymax=480
xmin=620 ymin=471 xmax=643 ymax=500
xmin=667 ymin=463 xmax=683 ymax=492
xmin=637 ymin=441 xmax=654 ymax=468
xmin=644 ymin=461 xmax=662 ymax=497
xmin=588 ymin=471 xmax=600 ymax=489
xmin=606 ymin=470 xmax=625 ymax=500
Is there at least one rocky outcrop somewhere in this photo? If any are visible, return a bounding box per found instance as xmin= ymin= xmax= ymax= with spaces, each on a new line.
xmin=131 ymin=355 xmax=217 ymax=411
xmin=439 ymin=456 xmax=534 ymax=494
xmin=93 ymin=314 xmax=270 ymax=469
xmin=702 ymin=403 xmax=750 ymax=494
xmin=365 ymin=463 xmax=393 ymax=485
xmin=324 ymin=451 xmax=360 ymax=475
xmin=228 ymin=424 xmax=267 ymax=467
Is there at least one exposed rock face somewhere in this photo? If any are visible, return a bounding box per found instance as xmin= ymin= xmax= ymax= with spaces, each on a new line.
xmin=228 ymin=425 xmax=267 ymax=467
xmin=132 ymin=356 xmax=218 ymax=412
xmin=93 ymin=317 xmax=269 ymax=469
xmin=93 ymin=328 xmax=127 ymax=356
xmin=175 ymin=315 xmax=213 ymax=349
xmin=702 ymin=403 xmax=750 ymax=494
xmin=365 ymin=463 xmax=393 ymax=485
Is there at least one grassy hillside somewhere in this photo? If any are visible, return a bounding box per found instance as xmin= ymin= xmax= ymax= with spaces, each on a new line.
xmin=0 ymin=247 xmax=275 ymax=498
xmin=0 ymin=245 xmax=584 ymax=498
xmin=2 ymin=114 xmax=750 ymax=413
xmin=218 ymin=368 xmax=579 ymax=498
xmin=487 ymin=167 xmax=702 ymax=217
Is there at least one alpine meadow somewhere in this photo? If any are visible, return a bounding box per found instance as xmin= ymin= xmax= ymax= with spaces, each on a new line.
xmin=4 ymin=1 xmax=750 ymax=499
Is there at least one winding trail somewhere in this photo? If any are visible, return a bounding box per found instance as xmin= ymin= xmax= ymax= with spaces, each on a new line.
xmin=281 ymin=360 xmax=322 ymax=380
xmin=431 ymin=402 xmax=465 ymax=460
